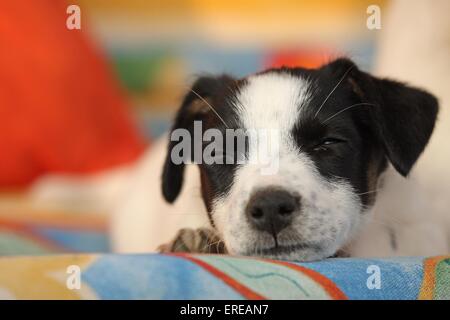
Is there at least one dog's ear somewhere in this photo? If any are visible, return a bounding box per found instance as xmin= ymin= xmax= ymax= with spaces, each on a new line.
xmin=162 ymin=75 xmax=233 ymax=203
xmin=368 ymin=77 xmax=438 ymax=176
xmin=326 ymin=58 xmax=439 ymax=176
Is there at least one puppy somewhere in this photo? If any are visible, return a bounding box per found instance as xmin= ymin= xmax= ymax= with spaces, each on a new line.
xmin=111 ymin=58 xmax=445 ymax=261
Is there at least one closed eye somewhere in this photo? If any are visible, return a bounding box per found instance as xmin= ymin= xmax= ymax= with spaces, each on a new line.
xmin=313 ymin=137 xmax=346 ymax=152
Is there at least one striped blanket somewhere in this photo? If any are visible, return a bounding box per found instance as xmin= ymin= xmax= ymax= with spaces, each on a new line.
xmin=0 ymin=253 xmax=448 ymax=299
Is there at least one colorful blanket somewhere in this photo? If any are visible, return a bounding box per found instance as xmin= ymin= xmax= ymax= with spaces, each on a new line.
xmin=0 ymin=253 xmax=448 ymax=300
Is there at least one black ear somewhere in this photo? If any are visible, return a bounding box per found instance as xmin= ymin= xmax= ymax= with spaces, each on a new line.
xmin=368 ymin=77 xmax=438 ymax=176
xmin=326 ymin=58 xmax=439 ymax=176
xmin=162 ymin=75 xmax=233 ymax=203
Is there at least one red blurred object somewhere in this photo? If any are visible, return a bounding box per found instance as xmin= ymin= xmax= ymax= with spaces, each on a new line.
xmin=266 ymin=49 xmax=334 ymax=69
xmin=0 ymin=1 xmax=146 ymax=188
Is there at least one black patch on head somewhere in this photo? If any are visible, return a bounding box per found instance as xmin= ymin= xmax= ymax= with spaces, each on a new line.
xmin=161 ymin=75 xmax=245 ymax=220
xmin=283 ymin=58 xmax=438 ymax=205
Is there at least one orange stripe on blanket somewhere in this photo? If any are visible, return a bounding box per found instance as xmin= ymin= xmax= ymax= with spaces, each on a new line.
xmin=418 ymin=255 xmax=449 ymax=300
xmin=171 ymin=253 xmax=266 ymax=300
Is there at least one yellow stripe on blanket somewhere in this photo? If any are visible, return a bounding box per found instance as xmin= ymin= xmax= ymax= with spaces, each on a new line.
xmin=0 ymin=255 xmax=97 ymax=300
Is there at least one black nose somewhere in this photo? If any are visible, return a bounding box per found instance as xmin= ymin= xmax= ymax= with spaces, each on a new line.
xmin=245 ymin=188 xmax=301 ymax=235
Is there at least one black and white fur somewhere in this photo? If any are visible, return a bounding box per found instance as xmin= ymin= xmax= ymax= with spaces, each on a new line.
xmin=114 ymin=58 xmax=438 ymax=261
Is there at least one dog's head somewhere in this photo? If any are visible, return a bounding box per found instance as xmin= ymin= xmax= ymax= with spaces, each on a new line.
xmin=161 ymin=58 xmax=438 ymax=261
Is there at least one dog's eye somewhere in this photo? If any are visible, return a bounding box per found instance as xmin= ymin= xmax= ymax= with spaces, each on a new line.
xmin=313 ymin=138 xmax=345 ymax=152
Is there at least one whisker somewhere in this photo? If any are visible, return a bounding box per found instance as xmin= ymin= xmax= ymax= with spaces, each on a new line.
xmin=355 ymin=188 xmax=382 ymax=196
xmin=188 ymin=87 xmax=230 ymax=128
xmin=323 ymin=102 xmax=376 ymax=123
xmin=202 ymin=238 xmax=225 ymax=253
xmin=314 ymin=65 xmax=354 ymax=119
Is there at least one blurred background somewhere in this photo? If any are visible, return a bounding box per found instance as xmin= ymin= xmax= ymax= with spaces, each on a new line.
xmin=1 ymin=0 xmax=447 ymax=255
xmin=75 ymin=0 xmax=383 ymax=137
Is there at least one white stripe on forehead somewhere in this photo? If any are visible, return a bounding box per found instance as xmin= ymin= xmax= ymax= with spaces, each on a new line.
xmin=234 ymin=72 xmax=311 ymax=131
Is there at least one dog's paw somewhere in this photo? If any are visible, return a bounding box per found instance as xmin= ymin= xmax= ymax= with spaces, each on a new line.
xmin=158 ymin=228 xmax=227 ymax=254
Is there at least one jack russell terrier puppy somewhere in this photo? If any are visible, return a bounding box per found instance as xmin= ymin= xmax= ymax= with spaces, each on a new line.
xmin=110 ymin=57 xmax=445 ymax=261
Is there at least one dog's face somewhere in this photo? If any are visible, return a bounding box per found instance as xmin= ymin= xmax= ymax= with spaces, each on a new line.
xmin=162 ymin=58 xmax=438 ymax=261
